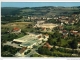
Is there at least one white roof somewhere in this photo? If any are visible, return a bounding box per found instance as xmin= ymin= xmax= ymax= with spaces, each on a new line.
xmin=36 ymin=23 xmax=58 ymax=29
xmin=13 ymin=39 xmax=26 ymax=43
xmin=13 ymin=33 xmax=49 ymax=47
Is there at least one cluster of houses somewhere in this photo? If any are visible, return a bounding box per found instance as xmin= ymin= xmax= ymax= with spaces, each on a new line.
xmin=6 ymin=14 xmax=80 ymax=57
xmin=57 ymin=21 xmax=80 ymax=49
xmin=23 ymin=14 xmax=80 ymax=25
xmin=59 ymin=15 xmax=79 ymax=25
xmin=58 ymin=27 xmax=79 ymax=39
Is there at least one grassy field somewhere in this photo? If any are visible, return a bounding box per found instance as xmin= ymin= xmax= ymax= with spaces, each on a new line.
xmin=2 ymin=22 xmax=32 ymax=27
xmin=1 ymin=22 xmax=33 ymax=31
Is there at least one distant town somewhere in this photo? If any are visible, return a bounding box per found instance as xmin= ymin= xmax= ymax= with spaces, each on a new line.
xmin=1 ymin=6 xmax=80 ymax=57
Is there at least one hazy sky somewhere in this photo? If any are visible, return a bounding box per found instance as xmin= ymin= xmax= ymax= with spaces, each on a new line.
xmin=1 ymin=2 xmax=80 ymax=7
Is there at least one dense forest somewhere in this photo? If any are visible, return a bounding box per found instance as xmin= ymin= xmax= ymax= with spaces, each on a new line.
xmin=1 ymin=7 xmax=21 ymax=15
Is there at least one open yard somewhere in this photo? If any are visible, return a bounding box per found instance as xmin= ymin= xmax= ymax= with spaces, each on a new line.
xmin=1 ymin=22 xmax=32 ymax=31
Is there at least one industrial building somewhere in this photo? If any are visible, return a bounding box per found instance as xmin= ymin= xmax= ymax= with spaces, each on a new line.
xmin=34 ymin=23 xmax=58 ymax=32
xmin=13 ymin=33 xmax=49 ymax=56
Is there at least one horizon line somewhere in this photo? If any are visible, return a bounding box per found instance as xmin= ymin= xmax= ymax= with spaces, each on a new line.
xmin=1 ymin=6 xmax=80 ymax=8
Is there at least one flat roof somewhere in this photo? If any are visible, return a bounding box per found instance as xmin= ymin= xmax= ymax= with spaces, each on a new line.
xmin=13 ymin=33 xmax=43 ymax=46
xmin=13 ymin=34 xmax=37 ymax=42
xmin=35 ymin=23 xmax=58 ymax=29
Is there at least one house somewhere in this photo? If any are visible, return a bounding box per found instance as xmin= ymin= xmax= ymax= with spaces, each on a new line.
xmin=61 ymin=30 xmax=68 ymax=38
xmin=38 ymin=35 xmax=41 ymax=39
xmin=58 ymin=25 xmax=64 ymax=30
xmin=60 ymin=16 xmax=68 ymax=20
xmin=60 ymin=19 xmax=69 ymax=24
xmin=72 ymin=54 xmax=78 ymax=56
xmin=15 ymin=47 xmax=27 ymax=57
xmin=37 ymin=21 xmax=45 ymax=24
xmin=43 ymin=42 xmax=53 ymax=50
xmin=44 ymin=34 xmax=49 ymax=38
xmin=19 ymin=47 xmax=27 ymax=55
xmin=77 ymin=33 xmax=80 ymax=37
xmin=77 ymin=42 xmax=80 ymax=49
xmin=70 ymin=30 xmax=78 ymax=36
xmin=68 ymin=20 xmax=75 ymax=25
xmin=37 ymin=34 xmax=49 ymax=41
xmin=12 ymin=27 xmax=21 ymax=33
xmin=47 ymin=18 xmax=52 ymax=20
xmin=41 ymin=27 xmax=46 ymax=31
xmin=54 ymin=17 xmax=58 ymax=19
xmin=64 ymin=20 xmax=69 ymax=24
xmin=62 ymin=30 xmax=68 ymax=34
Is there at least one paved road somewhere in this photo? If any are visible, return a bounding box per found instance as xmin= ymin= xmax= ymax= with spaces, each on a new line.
xmin=3 ymin=41 xmax=21 ymax=48
xmin=25 ymin=49 xmax=38 ymax=57
xmin=25 ymin=42 xmax=80 ymax=57
xmin=25 ymin=42 xmax=46 ymax=57
xmin=55 ymin=45 xmax=80 ymax=52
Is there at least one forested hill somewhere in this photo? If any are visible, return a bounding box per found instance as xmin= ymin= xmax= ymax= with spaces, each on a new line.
xmin=1 ymin=7 xmax=21 ymax=15
xmin=1 ymin=6 xmax=80 ymax=16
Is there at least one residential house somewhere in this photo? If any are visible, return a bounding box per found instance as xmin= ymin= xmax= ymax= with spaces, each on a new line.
xmin=12 ymin=27 xmax=21 ymax=33
xmin=43 ymin=34 xmax=49 ymax=41
xmin=47 ymin=18 xmax=52 ymax=20
xmin=43 ymin=42 xmax=53 ymax=50
xmin=58 ymin=25 xmax=64 ymax=30
xmin=15 ymin=47 xmax=27 ymax=57
xmin=62 ymin=30 xmax=68 ymax=38
xmin=77 ymin=42 xmax=80 ymax=49
xmin=54 ymin=17 xmax=58 ymax=19
xmin=37 ymin=20 xmax=45 ymax=24
xmin=70 ymin=30 xmax=78 ymax=36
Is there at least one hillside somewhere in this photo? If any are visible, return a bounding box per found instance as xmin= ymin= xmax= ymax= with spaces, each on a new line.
xmin=1 ymin=7 xmax=21 ymax=15
xmin=1 ymin=6 xmax=80 ymax=16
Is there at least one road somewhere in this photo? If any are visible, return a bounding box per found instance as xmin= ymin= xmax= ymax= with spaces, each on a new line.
xmin=25 ymin=42 xmax=80 ymax=57
xmin=3 ymin=41 xmax=22 ymax=48
xmin=15 ymin=41 xmax=80 ymax=57
xmin=25 ymin=42 xmax=46 ymax=57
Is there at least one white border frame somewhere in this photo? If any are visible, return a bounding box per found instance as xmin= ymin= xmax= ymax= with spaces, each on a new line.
xmin=1 ymin=1 xmax=80 ymax=60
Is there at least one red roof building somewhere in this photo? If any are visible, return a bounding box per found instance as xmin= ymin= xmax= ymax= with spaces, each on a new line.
xmin=38 ymin=35 xmax=41 ymax=39
xmin=43 ymin=42 xmax=53 ymax=50
xmin=12 ymin=27 xmax=21 ymax=33
xmin=13 ymin=27 xmax=20 ymax=31
xmin=70 ymin=30 xmax=78 ymax=35
xmin=19 ymin=47 xmax=27 ymax=54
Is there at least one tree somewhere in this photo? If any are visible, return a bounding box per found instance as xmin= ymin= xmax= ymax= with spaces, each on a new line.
xmin=47 ymin=35 xmax=53 ymax=45
xmin=30 ymin=54 xmax=41 ymax=57
xmin=38 ymin=46 xmax=51 ymax=55
xmin=57 ymin=37 xmax=61 ymax=46
xmin=1 ymin=45 xmax=20 ymax=57
xmin=53 ymin=41 xmax=57 ymax=46
xmin=50 ymin=46 xmax=55 ymax=51
xmin=69 ymin=39 xmax=78 ymax=49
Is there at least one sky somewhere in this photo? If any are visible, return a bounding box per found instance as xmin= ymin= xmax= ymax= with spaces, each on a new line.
xmin=1 ymin=2 xmax=80 ymax=7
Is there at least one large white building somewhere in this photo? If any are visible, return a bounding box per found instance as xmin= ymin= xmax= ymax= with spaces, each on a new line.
xmin=13 ymin=33 xmax=49 ymax=49
xmin=34 ymin=23 xmax=58 ymax=29
xmin=13 ymin=33 xmax=49 ymax=57
xmin=34 ymin=23 xmax=58 ymax=32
